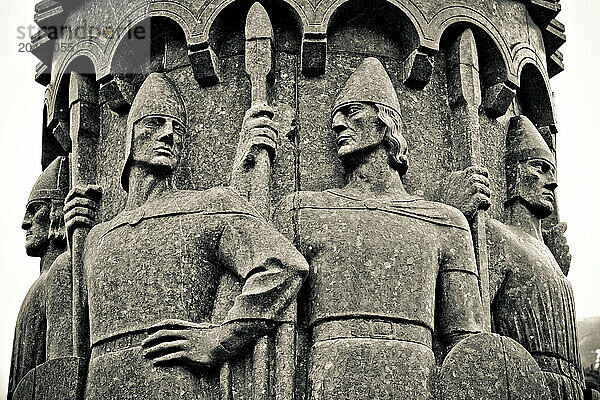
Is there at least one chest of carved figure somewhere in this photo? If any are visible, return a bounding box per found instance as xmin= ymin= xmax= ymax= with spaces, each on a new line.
xmin=492 ymin=227 xmax=580 ymax=364
xmin=295 ymin=205 xmax=442 ymax=326
xmin=84 ymin=213 xmax=223 ymax=344
xmin=502 ymin=230 xmax=570 ymax=300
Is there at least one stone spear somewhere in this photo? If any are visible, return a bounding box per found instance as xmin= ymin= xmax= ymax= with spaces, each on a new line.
xmin=222 ymin=3 xmax=295 ymax=399
xmin=446 ymin=29 xmax=491 ymax=331
xmin=68 ymin=72 xmax=100 ymax=370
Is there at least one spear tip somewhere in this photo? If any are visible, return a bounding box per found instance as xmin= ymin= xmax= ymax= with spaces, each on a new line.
xmin=246 ymin=2 xmax=274 ymax=41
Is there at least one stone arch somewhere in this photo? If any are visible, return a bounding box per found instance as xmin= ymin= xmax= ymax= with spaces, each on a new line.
xmin=208 ymin=0 xmax=304 ymax=59
xmin=320 ymin=0 xmax=426 ymax=46
xmin=102 ymin=15 xmax=191 ymax=111
xmin=48 ymin=55 xmax=98 ymax=127
xmin=45 ymin=55 xmax=99 ymax=170
xmin=431 ymin=6 xmax=515 ymax=85
xmin=202 ymin=0 xmax=308 ymax=43
xmin=325 ymin=0 xmax=422 ymax=62
xmin=103 ymin=1 xmax=198 ymax=72
xmin=49 ymin=43 xmax=103 ymax=123
xmin=517 ymin=62 xmax=555 ymax=127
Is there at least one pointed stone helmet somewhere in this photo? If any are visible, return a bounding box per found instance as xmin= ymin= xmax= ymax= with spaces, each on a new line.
xmin=506 ymin=115 xmax=556 ymax=202
xmin=120 ymin=73 xmax=187 ymax=192
xmin=27 ymin=156 xmax=69 ymax=207
xmin=506 ymin=115 xmax=555 ymax=166
xmin=332 ymin=57 xmax=401 ymax=116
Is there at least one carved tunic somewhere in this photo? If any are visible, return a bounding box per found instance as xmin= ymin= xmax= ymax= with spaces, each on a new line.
xmin=487 ymin=219 xmax=584 ymax=399
xmin=82 ymin=187 xmax=307 ymax=400
xmin=8 ymin=274 xmax=47 ymax=400
xmin=276 ymin=189 xmax=483 ymax=399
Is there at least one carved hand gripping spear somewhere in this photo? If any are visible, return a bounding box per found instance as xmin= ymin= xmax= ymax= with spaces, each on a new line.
xmin=224 ymin=4 xmax=296 ymax=399
xmin=446 ymin=29 xmax=492 ymax=331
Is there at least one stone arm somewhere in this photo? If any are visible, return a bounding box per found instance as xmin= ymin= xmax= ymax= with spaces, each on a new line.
xmin=142 ymin=209 xmax=308 ymax=367
xmin=217 ymin=212 xmax=308 ymax=341
xmin=485 ymin=219 xmax=512 ymax=328
xmin=436 ymin=224 xmax=484 ymax=354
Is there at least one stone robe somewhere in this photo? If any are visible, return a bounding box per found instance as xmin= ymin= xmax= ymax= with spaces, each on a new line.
xmin=81 ymin=186 xmax=307 ymax=400
xmin=8 ymin=274 xmax=47 ymax=400
xmin=275 ymin=189 xmax=483 ymax=400
xmin=487 ymin=219 xmax=584 ymax=399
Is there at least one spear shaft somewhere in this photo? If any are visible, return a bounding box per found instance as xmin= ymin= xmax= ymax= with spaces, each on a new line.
xmin=244 ymin=7 xmax=276 ymax=399
xmin=447 ymin=29 xmax=491 ymax=331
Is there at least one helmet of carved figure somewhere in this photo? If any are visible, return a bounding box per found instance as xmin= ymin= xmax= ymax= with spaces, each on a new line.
xmin=331 ymin=57 xmax=409 ymax=176
xmin=505 ymin=115 xmax=557 ymax=218
xmin=120 ymin=73 xmax=187 ymax=192
xmin=22 ymin=156 xmax=69 ymax=256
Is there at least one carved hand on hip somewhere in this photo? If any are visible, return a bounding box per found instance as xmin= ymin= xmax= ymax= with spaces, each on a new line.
xmin=141 ymin=319 xmax=230 ymax=368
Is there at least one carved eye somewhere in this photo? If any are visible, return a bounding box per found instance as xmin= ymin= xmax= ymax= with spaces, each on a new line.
xmin=173 ymin=121 xmax=185 ymax=136
xmin=27 ymin=203 xmax=42 ymax=215
xmin=144 ymin=117 xmax=162 ymax=128
xmin=529 ymin=160 xmax=549 ymax=173
xmin=348 ymin=105 xmax=362 ymax=116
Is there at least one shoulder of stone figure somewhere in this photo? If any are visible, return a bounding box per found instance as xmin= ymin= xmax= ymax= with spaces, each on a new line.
xmin=275 ymin=190 xmax=324 ymax=212
xmin=423 ymin=199 xmax=472 ymax=232
xmin=18 ymin=271 xmax=48 ymax=312
xmin=485 ymin=218 xmax=512 ymax=242
xmin=45 ymin=251 xmax=70 ymax=286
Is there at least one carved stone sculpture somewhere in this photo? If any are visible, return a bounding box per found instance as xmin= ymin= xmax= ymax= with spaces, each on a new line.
xmin=274 ymin=58 xmax=483 ymax=399
xmin=486 ymin=115 xmax=584 ymax=398
xmin=11 ymin=0 xmax=591 ymax=398
xmin=9 ymin=156 xmax=69 ymax=400
xmin=63 ymin=73 xmax=308 ymax=400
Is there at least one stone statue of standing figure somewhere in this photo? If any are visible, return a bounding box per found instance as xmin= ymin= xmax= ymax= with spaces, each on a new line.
xmin=274 ymin=58 xmax=485 ymax=399
xmin=63 ymin=72 xmax=308 ymax=400
xmin=9 ymin=156 xmax=70 ymax=400
xmin=486 ymin=115 xmax=585 ymax=399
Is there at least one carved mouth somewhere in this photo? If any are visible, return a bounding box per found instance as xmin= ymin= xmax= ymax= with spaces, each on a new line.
xmin=542 ymin=192 xmax=554 ymax=201
xmin=336 ymin=134 xmax=353 ymax=147
xmin=154 ymin=146 xmax=174 ymax=156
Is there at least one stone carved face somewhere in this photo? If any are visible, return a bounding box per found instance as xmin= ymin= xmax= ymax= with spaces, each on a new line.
xmin=22 ymin=201 xmax=51 ymax=257
xmin=131 ymin=115 xmax=185 ymax=173
xmin=514 ymin=157 xmax=557 ymax=218
xmin=332 ymin=102 xmax=384 ymax=160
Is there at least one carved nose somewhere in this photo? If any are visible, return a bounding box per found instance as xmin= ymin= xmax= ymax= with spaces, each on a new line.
xmin=545 ymin=182 xmax=558 ymax=191
xmin=332 ymin=112 xmax=347 ymax=134
xmin=158 ymin=123 xmax=174 ymax=146
xmin=21 ymin=215 xmax=31 ymax=231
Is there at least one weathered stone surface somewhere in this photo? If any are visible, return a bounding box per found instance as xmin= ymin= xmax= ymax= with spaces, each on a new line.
xmin=438 ymin=333 xmax=551 ymax=399
xmin=483 ymin=82 xmax=516 ymax=119
xmin=8 ymin=157 xmax=70 ymax=400
xmin=10 ymin=0 xmax=592 ymax=399
xmin=486 ymin=116 xmax=584 ymax=399
xmin=34 ymin=357 xmax=87 ymax=400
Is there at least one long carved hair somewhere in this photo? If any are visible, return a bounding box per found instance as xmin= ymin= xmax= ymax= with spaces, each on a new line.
xmin=375 ymin=104 xmax=409 ymax=176
xmin=48 ymin=199 xmax=67 ymax=245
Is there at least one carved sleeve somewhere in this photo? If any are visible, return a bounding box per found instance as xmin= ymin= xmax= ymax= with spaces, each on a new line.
xmin=217 ymin=213 xmax=308 ymax=324
xmin=436 ymin=225 xmax=484 ymax=347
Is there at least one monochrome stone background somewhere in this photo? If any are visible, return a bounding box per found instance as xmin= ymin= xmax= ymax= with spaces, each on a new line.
xmin=0 ymin=0 xmax=599 ymax=399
